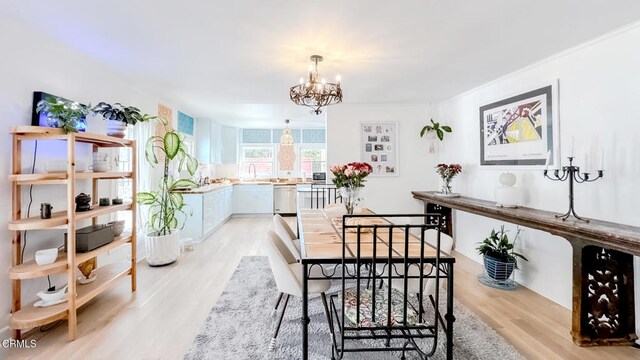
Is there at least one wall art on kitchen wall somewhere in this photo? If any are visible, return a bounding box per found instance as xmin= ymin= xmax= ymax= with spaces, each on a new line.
xmin=177 ymin=111 xmax=195 ymax=135
xmin=361 ymin=122 xmax=398 ymax=176
xmin=479 ymin=81 xmax=559 ymax=167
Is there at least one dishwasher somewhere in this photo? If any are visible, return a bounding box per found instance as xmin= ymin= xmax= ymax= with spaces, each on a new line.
xmin=273 ymin=185 xmax=297 ymax=215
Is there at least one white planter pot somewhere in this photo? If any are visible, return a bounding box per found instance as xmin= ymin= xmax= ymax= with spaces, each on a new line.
xmin=145 ymin=230 xmax=181 ymax=266
xmin=106 ymin=120 xmax=128 ymax=138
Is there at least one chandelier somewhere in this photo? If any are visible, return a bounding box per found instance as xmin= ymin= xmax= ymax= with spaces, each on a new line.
xmin=290 ymin=55 xmax=342 ymax=115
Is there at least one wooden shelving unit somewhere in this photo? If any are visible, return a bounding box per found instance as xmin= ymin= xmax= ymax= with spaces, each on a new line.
xmin=9 ymin=126 xmax=137 ymax=340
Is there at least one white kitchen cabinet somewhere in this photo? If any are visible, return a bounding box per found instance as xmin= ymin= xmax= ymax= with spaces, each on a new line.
xmin=233 ymin=184 xmax=274 ymax=214
xmin=182 ymin=185 xmax=234 ymax=243
xmin=196 ymin=119 xmax=236 ymax=165
xmin=221 ymin=126 xmax=238 ymax=164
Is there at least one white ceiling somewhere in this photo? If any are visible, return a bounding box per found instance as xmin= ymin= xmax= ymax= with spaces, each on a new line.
xmin=3 ymin=1 xmax=640 ymax=128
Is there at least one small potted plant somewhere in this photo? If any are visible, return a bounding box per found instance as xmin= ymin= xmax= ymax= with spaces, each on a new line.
xmin=476 ymin=226 xmax=528 ymax=281
xmin=420 ymin=119 xmax=452 ymax=153
xmin=435 ymin=163 xmax=462 ymax=196
xmin=137 ymin=117 xmax=199 ymax=266
xmin=36 ymin=97 xmax=92 ymax=133
xmin=93 ymin=102 xmax=155 ymax=138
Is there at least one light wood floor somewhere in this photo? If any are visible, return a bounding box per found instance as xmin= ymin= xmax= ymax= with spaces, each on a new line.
xmin=6 ymin=216 xmax=639 ymax=359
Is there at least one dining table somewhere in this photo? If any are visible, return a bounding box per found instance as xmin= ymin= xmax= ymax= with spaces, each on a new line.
xmin=297 ymin=208 xmax=456 ymax=360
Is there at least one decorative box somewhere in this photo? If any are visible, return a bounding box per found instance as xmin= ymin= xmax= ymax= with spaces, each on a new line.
xmin=64 ymin=224 xmax=115 ymax=253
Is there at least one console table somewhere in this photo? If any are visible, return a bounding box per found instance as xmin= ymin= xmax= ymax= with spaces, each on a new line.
xmin=412 ymin=191 xmax=639 ymax=346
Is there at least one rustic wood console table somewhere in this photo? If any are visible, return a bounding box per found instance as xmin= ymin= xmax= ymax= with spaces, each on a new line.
xmin=412 ymin=191 xmax=639 ymax=346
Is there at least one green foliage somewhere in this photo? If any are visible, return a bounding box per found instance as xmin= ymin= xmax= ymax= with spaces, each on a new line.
xmin=93 ymin=102 xmax=155 ymax=126
xmin=36 ymin=97 xmax=93 ymax=133
xmin=476 ymin=225 xmax=529 ymax=265
xmin=420 ymin=118 xmax=452 ymax=141
xmin=137 ymin=118 xmax=199 ymax=236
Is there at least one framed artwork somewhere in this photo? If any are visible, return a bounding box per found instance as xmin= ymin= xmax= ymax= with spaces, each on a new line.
xmin=479 ymin=82 xmax=559 ymax=167
xmin=177 ymin=111 xmax=195 ymax=135
xmin=361 ymin=122 xmax=398 ymax=176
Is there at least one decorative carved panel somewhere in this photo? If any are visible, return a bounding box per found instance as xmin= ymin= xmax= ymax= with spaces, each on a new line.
xmin=424 ymin=203 xmax=452 ymax=236
xmin=581 ymin=246 xmax=635 ymax=340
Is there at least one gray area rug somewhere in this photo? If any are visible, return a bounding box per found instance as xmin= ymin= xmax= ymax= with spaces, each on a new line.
xmin=185 ymin=256 xmax=524 ymax=359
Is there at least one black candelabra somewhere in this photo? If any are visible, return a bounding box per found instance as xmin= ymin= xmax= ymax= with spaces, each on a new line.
xmin=543 ymin=157 xmax=604 ymax=223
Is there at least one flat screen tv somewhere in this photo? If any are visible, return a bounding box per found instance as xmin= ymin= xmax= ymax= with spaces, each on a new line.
xmin=31 ymin=91 xmax=88 ymax=132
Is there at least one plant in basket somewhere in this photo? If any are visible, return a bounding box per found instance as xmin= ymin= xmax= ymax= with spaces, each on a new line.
xmin=476 ymin=226 xmax=528 ymax=281
xmin=329 ymin=162 xmax=373 ymax=214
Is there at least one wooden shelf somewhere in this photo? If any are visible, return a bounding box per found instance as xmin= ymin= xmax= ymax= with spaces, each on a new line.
xmin=10 ymin=126 xmax=133 ymax=147
xmin=9 ymin=261 xmax=132 ymax=330
xmin=9 ymin=234 xmax=132 ymax=280
xmin=8 ymin=202 xmax=132 ymax=231
xmin=9 ymin=172 xmax=133 ymax=185
xmin=9 ymin=125 xmax=137 ymax=340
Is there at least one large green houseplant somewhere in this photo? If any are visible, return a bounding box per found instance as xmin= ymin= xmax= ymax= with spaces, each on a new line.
xmin=93 ymin=102 xmax=155 ymax=138
xmin=36 ymin=97 xmax=92 ymax=133
xmin=137 ymin=117 xmax=199 ymax=266
xmin=476 ymin=226 xmax=528 ymax=281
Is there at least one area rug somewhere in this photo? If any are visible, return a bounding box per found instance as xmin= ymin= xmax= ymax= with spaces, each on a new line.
xmin=184 ymin=256 xmax=524 ymax=360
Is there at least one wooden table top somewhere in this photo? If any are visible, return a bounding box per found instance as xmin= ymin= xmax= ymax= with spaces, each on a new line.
xmin=298 ymin=208 xmax=452 ymax=262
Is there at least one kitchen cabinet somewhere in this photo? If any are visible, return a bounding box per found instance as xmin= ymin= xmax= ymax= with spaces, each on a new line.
xmin=196 ymin=120 xmax=237 ymax=165
xmin=233 ymin=184 xmax=274 ymax=214
xmin=182 ymin=185 xmax=234 ymax=243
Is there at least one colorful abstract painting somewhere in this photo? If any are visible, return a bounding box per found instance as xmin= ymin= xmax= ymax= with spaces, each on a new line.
xmin=480 ymin=84 xmax=558 ymax=167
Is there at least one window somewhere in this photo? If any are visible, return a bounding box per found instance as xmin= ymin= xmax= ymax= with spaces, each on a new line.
xmin=300 ymin=148 xmax=327 ymax=175
xmin=240 ymin=146 xmax=275 ymax=178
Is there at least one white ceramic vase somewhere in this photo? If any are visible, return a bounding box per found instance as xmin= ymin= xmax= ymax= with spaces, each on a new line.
xmin=106 ymin=120 xmax=128 ymax=138
xmin=494 ymin=172 xmax=520 ymax=208
xmin=145 ymin=230 xmax=181 ymax=266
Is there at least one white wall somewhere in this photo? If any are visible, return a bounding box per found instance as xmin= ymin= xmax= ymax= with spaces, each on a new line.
xmin=326 ymin=103 xmax=437 ymax=215
xmin=434 ymin=22 xmax=640 ymax=337
xmin=0 ymin=15 xmax=189 ymax=337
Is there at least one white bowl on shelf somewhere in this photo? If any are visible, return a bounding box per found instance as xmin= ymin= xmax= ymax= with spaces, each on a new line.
xmin=35 ymin=248 xmax=59 ymax=265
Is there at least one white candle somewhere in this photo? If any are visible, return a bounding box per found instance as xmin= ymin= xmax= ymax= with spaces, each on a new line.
xmin=599 ymin=148 xmax=604 ymax=170
xmin=544 ymin=149 xmax=551 ymax=170
xmin=569 ymin=137 xmax=574 ymax=158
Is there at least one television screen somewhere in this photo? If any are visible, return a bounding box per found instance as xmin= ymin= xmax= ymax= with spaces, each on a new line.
xmin=32 ymin=91 xmax=87 ymax=132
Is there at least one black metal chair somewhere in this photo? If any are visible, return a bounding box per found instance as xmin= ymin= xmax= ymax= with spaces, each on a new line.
xmin=326 ymin=214 xmax=445 ymax=359
xmin=310 ymin=183 xmax=342 ymax=209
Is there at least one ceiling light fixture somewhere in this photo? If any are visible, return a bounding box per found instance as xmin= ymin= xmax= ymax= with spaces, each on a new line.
xmin=278 ymin=119 xmax=296 ymax=171
xmin=290 ymin=55 xmax=342 ymax=115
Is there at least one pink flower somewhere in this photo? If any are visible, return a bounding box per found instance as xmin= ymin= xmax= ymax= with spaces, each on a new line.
xmin=344 ymin=168 xmax=354 ymax=177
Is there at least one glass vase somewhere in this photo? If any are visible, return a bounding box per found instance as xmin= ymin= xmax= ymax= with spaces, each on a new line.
xmin=441 ymin=178 xmax=452 ymax=195
xmin=340 ymin=186 xmax=360 ymax=215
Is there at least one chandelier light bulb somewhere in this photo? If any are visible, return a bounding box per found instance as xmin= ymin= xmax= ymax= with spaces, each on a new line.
xmin=321 ymin=78 xmax=327 ymax=84
xmin=336 ymin=74 xmax=341 ymax=83
xmin=299 ymin=77 xmax=304 ymax=84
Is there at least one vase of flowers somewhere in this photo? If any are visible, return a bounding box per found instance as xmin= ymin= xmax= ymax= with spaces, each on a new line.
xmin=436 ymin=163 xmax=462 ymax=196
xmin=330 ymin=162 xmax=373 ymax=214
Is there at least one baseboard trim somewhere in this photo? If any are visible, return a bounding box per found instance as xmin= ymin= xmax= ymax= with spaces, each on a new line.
xmin=230 ymin=214 xmax=273 ymax=218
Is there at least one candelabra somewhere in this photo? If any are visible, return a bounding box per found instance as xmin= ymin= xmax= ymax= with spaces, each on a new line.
xmin=543 ymin=157 xmax=604 ymax=223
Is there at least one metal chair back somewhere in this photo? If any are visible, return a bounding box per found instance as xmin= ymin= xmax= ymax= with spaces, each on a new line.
xmin=327 ymin=213 xmax=444 ymax=359
xmin=310 ymin=183 xmax=341 ymax=209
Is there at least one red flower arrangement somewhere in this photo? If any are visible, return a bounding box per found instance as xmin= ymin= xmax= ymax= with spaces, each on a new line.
xmin=330 ymin=162 xmax=373 ymax=189
xmin=436 ymin=163 xmax=462 ymax=194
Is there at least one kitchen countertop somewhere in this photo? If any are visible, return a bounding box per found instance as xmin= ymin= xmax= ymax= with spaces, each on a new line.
xmin=173 ymin=181 xmax=315 ymax=194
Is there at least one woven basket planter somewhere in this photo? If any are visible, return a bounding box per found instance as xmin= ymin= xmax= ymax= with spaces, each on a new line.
xmin=483 ymin=254 xmax=516 ymax=281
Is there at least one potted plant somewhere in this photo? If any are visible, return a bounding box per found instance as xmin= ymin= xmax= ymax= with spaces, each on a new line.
xmin=137 ymin=117 xmax=199 ymax=266
xmin=476 ymin=226 xmax=528 ymax=281
xmin=329 ymin=162 xmax=373 ymax=214
xmin=93 ymin=102 xmax=155 ymax=138
xmin=36 ymin=97 xmax=92 ymax=133
xmin=420 ymin=119 xmax=452 ymax=153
